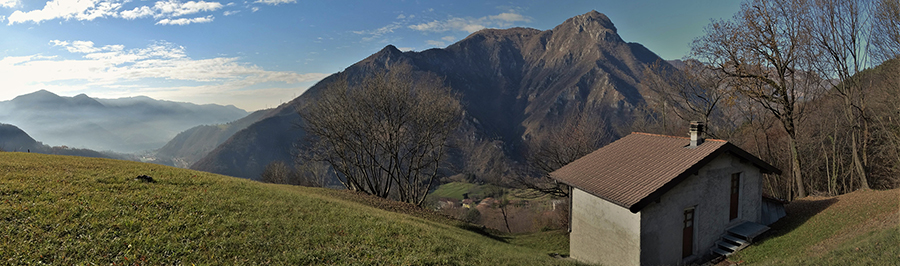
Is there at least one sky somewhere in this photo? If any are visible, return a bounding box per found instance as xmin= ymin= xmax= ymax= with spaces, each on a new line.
xmin=0 ymin=0 xmax=742 ymax=111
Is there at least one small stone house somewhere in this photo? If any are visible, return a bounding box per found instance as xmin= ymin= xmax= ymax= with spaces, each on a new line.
xmin=550 ymin=122 xmax=781 ymax=266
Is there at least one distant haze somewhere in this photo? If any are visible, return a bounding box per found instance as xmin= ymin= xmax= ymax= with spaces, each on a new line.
xmin=0 ymin=90 xmax=248 ymax=153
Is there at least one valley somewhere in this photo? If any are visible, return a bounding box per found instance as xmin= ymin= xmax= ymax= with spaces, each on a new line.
xmin=1 ymin=2 xmax=899 ymax=264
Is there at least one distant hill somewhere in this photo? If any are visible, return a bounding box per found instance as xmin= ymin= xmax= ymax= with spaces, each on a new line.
xmin=193 ymin=10 xmax=673 ymax=180
xmin=0 ymin=123 xmax=126 ymax=159
xmin=0 ymin=123 xmax=42 ymax=152
xmin=0 ymin=90 xmax=248 ymax=153
xmin=152 ymin=109 xmax=271 ymax=168
xmin=0 ymin=152 xmax=574 ymax=265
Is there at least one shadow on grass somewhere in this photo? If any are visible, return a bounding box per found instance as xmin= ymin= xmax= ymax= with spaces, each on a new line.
xmin=755 ymin=197 xmax=839 ymax=243
xmin=456 ymin=224 xmax=511 ymax=243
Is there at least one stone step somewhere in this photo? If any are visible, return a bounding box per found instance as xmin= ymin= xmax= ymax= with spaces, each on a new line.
xmin=712 ymin=247 xmax=733 ymax=257
xmin=727 ymin=221 xmax=770 ymax=241
xmin=723 ymin=234 xmax=749 ymax=246
xmin=717 ymin=240 xmax=740 ymax=252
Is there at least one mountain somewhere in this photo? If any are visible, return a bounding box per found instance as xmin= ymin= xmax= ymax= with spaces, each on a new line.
xmin=193 ymin=11 xmax=672 ymax=179
xmin=0 ymin=90 xmax=249 ymax=153
xmin=152 ymin=109 xmax=272 ymax=168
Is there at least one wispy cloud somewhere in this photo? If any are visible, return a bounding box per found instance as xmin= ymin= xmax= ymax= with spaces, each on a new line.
xmin=156 ymin=15 xmax=213 ymax=25
xmin=120 ymin=5 xmax=153 ymax=19
xmin=253 ymin=0 xmax=294 ymax=5
xmin=223 ymin=10 xmax=238 ymax=16
xmin=1 ymin=0 xmax=17 ymax=8
xmin=425 ymin=40 xmax=445 ymax=47
xmin=489 ymin=12 xmax=529 ymax=24
xmin=408 ymin=10 xmax=531 ymax=33
xmin=352 ymin=9 xmax=530 ymax=46
xmin=120 ymin=0 xmax=222 ymax=22
xmin=352 ymin=22 xmax=403 ymax=42
xmin=6 ymin=0 xmax=225 ymax=25
xmin=152 ymin=0 xmax=222 ymax=18
xmin=0 ymin=40 xmax=328 ymax=110
xmin=7 ymin=0 xmax=123 ymax=25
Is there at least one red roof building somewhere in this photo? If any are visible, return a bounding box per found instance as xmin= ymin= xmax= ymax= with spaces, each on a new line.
xmin=551 ymin=122 xmax=780 ymax=265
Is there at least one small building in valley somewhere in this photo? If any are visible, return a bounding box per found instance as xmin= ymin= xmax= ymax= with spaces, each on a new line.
xmin=550 ymin=122 xmax=781 ymax=266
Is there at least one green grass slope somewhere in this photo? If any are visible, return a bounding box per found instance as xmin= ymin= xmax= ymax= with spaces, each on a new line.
xmin=731 ymin=188 xmax=899 ymax=265
xmin=0 ymin=153 xmax=575 ymax=265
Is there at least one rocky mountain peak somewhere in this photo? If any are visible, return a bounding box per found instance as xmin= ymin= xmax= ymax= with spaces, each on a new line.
xmin=551 ymin=10 xmax=622 ymax=44
xmin=360 ymin=44 xmax=410 ymax=69
xmin=569 ymin=10 xmax=617 ymax=33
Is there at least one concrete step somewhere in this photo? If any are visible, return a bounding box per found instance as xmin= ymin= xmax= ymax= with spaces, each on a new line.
xmin=727 ymin=221 xmax=770 ymax=241
xmin=717 ymin=240 xmax=740 ymax=252
xmin=723 ymin=234 xmax=749 ymax=246
xmin=712 ymin=247 xmax=733 ymax=257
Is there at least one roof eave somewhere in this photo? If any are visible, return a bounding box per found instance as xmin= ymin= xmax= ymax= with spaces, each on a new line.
xmin=629 ymin=142 xmax=782 ymax=213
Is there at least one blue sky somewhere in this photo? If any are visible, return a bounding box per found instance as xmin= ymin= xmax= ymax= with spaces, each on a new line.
xmin=0 ymin=0 xmax=741 ymax=111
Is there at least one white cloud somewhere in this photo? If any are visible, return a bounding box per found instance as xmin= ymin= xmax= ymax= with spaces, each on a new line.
xmin=1 ymin=0 xmax=17 ymax=8
xmin=152 ymin=0 xmax=222 ymax=18
xmin=353 ymin=22 xmax=404 ymax=42
xmin=489 ymin=12 xmax=529 ymax=23
xmin=1 ymin=40 xmax=328 ymax=110
xmin=441 ymin=36 xmax=455 ymax=42
xmin=156 ymin=15 xmax=213 ymax=25
xmin=253 ymin=0 xmax=294 ymax=5
xmin=250 ymin=6 xmax=258 ymax=12
xmin=118 ymin=0 xmax=222 ymax=24
xmin=223 ymin=10 xmax=238 ymax=16
xmin=353 ymin=23 xmax=400 ymax=35
xmin=396 ymin=14 xmax=405 ymax=19
xmin=397 ymin=47 xmax=414 ymax=52
xmin=425 ymin=40 xmax=446 ymax=47
xmin=7 ymin=0 xmax=123 ymax=25
xmin=408 ymin=10 xmax=531 ymax=33
xmin=120 ymin=6 xmax=153 ymax=19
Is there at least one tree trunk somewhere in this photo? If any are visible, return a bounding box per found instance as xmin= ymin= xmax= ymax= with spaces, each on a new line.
xmin=500 ymin=204 xmax=511 ymax=233
xmin=789 ymin=135 xmax=806 ymax=198
xmin=850 ymin=131 xmax=870 ymax=190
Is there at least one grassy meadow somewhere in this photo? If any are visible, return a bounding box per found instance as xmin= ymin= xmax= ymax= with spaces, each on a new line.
xmin=0 ymin=152 xmax=575 ymax=265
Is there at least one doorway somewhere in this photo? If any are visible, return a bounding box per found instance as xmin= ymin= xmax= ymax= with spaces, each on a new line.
xmin=683 ymin=206 xmax=695 ymax=258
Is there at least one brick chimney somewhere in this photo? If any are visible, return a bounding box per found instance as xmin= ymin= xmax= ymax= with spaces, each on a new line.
xmin=690 ymin=121 xmax=704 ymax=147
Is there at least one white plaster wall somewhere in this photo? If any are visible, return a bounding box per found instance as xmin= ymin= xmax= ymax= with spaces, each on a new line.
xmin=570 ymin=188 xmax=641 ymax=266
xmin=639 ymin=153 xmax=763 ymax=265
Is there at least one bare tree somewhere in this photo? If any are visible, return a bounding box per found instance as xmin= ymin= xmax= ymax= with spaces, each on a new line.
xmin=872 ymin=0 xmax=900 ymax=62
xmin=260 ymin=161 xmax=296 ymax=185
xmin=299 ymin=64 xmax=463 ymax=206
xmin=810 ymin=0 xmax=874 ymax=190
xmin=519 ymin=113 xmax=609 ymax=197
xmin=692 ymin=0 xmax=823 ymax=198
xmin=294 ymin=157 xmax=329 ymax=187
xmin=645 ymin=59 xmax=735 ymax=138
xmin=458 ymin=138 xmax=511 ymax=186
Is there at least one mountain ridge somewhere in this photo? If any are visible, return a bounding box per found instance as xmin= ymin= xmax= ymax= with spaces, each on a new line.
xmin=193 ymin=10 xmax=672 ymax=179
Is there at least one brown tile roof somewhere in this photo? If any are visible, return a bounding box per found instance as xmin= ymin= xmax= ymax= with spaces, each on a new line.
xmin=550 ymin=132 xmax=780 ymax=213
